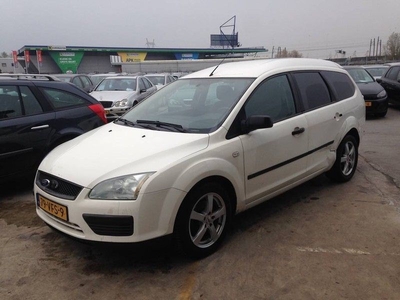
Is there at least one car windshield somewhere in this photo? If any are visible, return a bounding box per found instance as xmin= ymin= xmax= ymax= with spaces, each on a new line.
xmin=146 ymin=76 xmax=165 ymax=85
xmin=347 ymin=68 xmax=374 ymax=83
xmin=364 ymin=67 xmax=388 ymax=77
xmin=95 ymin=78 xmax=137 ymax=91
xmin=119 ymin=78 xmax=254 ymax=133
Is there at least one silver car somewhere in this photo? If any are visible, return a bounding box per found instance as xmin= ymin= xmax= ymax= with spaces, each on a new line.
xmin=90 ymin=76 xmax=156 ymax=121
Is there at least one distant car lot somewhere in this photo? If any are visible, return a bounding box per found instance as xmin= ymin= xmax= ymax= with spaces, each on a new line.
xmin=0 ymin=74 xmax=106 ymax=182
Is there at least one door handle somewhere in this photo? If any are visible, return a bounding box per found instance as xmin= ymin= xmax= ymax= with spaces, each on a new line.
xmin=31 ymin=125 xmax=49 ymax=130
xmin=292 ymin=127 xmax=305 ymax=135
xmin=334 ymin=112 xmax=343 ymax=120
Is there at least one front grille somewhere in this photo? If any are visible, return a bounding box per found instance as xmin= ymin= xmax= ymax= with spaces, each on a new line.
xmin=36 ymin=171 xmax=83 ymax=200
xmin=83 ymin=214 xmax=134 ymax=236
xmin=100 ymin=101 xmax=113 ymax=108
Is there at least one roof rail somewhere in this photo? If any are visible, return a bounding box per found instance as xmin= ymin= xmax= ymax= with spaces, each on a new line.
xmin=0 ymin=74 xmax=60 ymax=81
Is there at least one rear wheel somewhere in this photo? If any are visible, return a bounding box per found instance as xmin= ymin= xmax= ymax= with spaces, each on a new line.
xmin=174 ymin=182 xmax=232 ymax=259
xmin=326 ymin=135 xmax=358 ymax=182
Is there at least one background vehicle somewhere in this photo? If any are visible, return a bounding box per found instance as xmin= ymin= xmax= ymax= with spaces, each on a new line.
xmin=362 ymin=65 xmax=389 ymax=80
xmin=0 ymin=74 xmax=106 ymax=182
xmin=53 ymin=74 xmax=94 ymax=93
xmin=344 ymin=66 xmax=388 ymax=117
xmin=90 ymin=75 xmax=157 ymax=121
xmin=89 ymin=73 xmax=122 ymax=87
xmin=145 ymin=73 xmax=176 ymax=90
xmin=34 ymin=59 xmax=364 ymax=258
xmin=376 ymin=63 xmax=400 ymax=105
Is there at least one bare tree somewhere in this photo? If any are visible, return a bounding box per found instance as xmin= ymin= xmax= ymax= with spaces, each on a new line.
xmin=385 ymin=32 xmax=400 ymax=60
xmin=276 ymin=48 xmax=303 ymax=58
xmin=1 ymin=52 xmax=9 ymax=58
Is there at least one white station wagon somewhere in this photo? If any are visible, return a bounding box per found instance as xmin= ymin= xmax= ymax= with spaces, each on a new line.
xmin=34 ymin=58 xmax=365 ymax=258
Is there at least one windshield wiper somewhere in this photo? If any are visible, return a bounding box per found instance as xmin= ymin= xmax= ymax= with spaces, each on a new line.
xmin=115 ymin=118 xmax=157 ymax=130
xmin=137 ymin=120 xmax=187 ymax=132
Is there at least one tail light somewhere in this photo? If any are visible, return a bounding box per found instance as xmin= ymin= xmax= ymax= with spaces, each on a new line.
xmin=89 ymin=103 xmax=107 ymax=124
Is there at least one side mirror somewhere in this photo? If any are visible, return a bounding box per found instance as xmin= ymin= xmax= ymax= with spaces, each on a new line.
xmin=376 ymin=78 xmax=382 ymax=84
xmin=241 ymin=115 xmax=273 ymax=134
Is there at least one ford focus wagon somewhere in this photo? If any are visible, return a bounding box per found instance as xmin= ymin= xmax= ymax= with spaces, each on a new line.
xmin=34 ymin=58 xmax=365 ymax=258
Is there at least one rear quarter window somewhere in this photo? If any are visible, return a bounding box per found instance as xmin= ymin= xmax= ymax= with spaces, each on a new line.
xmin=40 ymin=87 xmax=88 ymax=109
xmin=321 ymin=71 xmax=355 ymax=101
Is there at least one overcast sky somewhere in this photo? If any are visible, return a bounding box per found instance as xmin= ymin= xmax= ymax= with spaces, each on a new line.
xmin=1 ymin=0 xmax=399 ymax=59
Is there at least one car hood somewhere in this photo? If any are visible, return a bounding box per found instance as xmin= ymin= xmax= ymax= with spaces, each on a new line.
xmin=90 ymin=90 xmax=136 ymax=102
xmin=39 ymin=123 xmax=209 ymax=188
xmin=356 ymin=82 xmax=384 ymax=96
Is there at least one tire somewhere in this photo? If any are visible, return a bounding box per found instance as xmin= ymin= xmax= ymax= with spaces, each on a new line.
xmin=326 ymin=135 xmax=358 ymax=183
xmin=174 ymin=182 xmax=232 ymax=259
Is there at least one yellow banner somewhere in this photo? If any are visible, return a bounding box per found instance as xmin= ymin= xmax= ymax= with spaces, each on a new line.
xmin=118 ymin=52 xmax=147 ymax=62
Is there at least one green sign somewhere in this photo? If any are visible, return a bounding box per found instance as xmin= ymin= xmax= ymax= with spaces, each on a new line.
xmin=49 ymin=51 xmax=84 ymax=73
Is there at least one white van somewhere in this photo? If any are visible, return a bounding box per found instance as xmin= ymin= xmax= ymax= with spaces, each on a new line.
xmin=34 ymin=58 xmax=365 ymax=258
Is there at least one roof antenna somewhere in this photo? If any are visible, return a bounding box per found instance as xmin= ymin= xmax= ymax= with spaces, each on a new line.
xmin=209 ymin=54 xmax=229 ymax=77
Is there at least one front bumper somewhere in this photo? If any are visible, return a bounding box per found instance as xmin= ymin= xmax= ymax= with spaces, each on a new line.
xmin=34 ymin=184 xmax=186 ymax=243
xmin=364 ymin=96 xmax=388 ymax=114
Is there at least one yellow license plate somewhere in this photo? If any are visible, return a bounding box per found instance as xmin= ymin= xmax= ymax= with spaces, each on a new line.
xmin=37 ymin=195 xmax=68 ymax=221
xmin=104 ymin=109 xmax=110 ymax=115
xmin=365 ymin=102 xmax=372 ymax=107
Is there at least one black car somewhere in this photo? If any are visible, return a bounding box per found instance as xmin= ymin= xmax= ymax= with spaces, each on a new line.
xmin=54 ymin=74 xmax=94 ymax=93
xmin=0 ymin=74 xmax=107 ymax=182
xmin=344 ymin=66 xmax=388 ymax=117
xmin=376 ymin=63 xmax=400 ymax=105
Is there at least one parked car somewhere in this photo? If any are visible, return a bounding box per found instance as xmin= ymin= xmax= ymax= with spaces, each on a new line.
xmin=89 ymin=75 xmax=157 ymax=121
xmin=0 ymin=74 xmax=107 ymax=182
xmin=362 ymin=65 xmax=389 ymax=80
xmin=34 ymin=59 xmax=365 ymax=258
xmin=344 ymin=66 xmax=388 ymax=117
xmin=89 ymin=73 xmax=122 ymax=87
xmin=376 ymin=63 xmax=400 ymax=105
xmin=53 ymin=74 xmax=94 ymax=93
xmin=145 ymin=73 xmax=176 ymax=90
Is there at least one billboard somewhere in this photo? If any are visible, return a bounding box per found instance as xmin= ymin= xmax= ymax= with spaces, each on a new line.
xmin=210 ymin=33 xmax=239 ymax=48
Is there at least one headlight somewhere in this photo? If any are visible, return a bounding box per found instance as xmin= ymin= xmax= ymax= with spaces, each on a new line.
xmin=89 ymin=173 xmax=154 ymax=200
xmin=114 ymin=99 xmax=129 ymax=107
xmin=377 ymin=90 xmax=387 ymax=98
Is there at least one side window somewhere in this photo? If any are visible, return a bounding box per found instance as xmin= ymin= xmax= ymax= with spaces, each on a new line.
xmin=72 ymin=77 xmax=84 ymax=88
xmin=244 ymin=75 xmax=296 ymax=122
xmin=143 ymin=77 xmax=152 ymax=89
xmin=386 ymin=67 xmax=400 ymax=80
xmin=40 ymin=88 xmax=88 ymax=109
xmin=139 ymin=78 xmax=146 ymax=91
xmin=0 ymin=86 xmax=23 ymax=119
xmin=321 ymin=71 xmax=355 ymax=101
xmin=80 ymin=76 xmax=92 ymax=88
xmin=292 ymin=72 xmax=331 ymax=110
xmin=20 ymin=86 xmax=43 ymax=116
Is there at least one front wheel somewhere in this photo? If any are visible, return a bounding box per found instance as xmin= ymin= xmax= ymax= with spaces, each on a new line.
xmin=174 ymin=182 xmax=232 ymax=259
xmin=326 ymin=135 xmax=358 ymax=182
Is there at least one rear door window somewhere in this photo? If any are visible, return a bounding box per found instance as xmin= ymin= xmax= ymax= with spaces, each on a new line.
xmin=292 ymin=72 xmax=332 ymax=110
xmin=20 ymin=86 xmax=43 ymax=115
xmin=321 ymin=71 xmax=355 ymax=101
xmin=40 ymin=88 xmax=88 ymax=109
